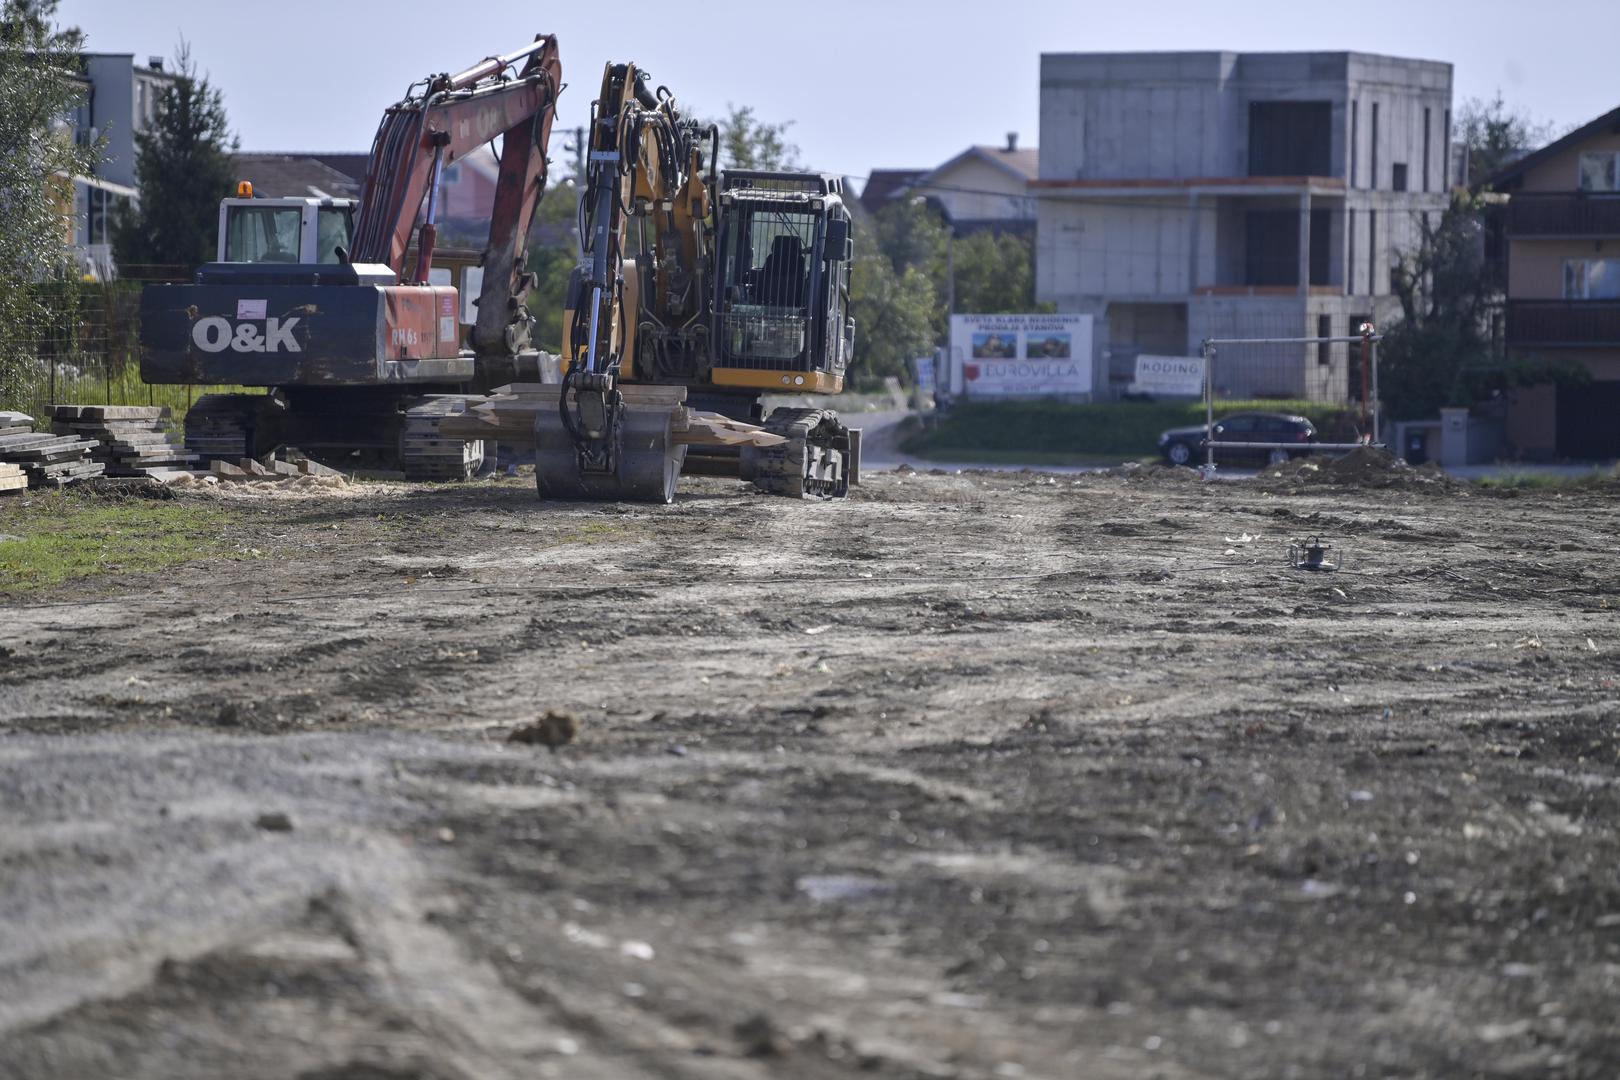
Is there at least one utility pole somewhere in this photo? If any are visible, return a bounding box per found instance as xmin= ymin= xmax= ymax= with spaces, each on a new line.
xmin=563 ymin=125 xmax=586 ymax=183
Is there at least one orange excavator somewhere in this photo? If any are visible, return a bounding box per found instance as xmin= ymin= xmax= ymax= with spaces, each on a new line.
xmin=139 ymin=36 xmax=563 ymax=478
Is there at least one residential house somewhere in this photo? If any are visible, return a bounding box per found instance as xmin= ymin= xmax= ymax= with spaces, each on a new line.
xmin=68 ymin=53 xmax=178 ymax=275
xmin=231 ymin=153 xmax=361 ymax=199
xmin=1488 ymin=104 xmax=1620 ymax=459
xmin=233 ymin=145 xmax=501 ymax=245
xmin=1034 ymin=51 xmax=1453 ymax=400
xmin=858 ymin=168 xmax=925 ymax=215
xmin=861 ymin=137 xmax=1037 ymax=236
xmin=898 ymin=136 xmax=1038 ymax=236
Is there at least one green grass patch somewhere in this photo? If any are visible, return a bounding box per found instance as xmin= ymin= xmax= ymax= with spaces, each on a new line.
xmin=0 ymin=491 xmax=232 ymax=592
xmin=1474 ymin=467 xmax=1619 ymax=490
xmin=37 ymin=366 xmax=263 ymax=428
xmin=901 ymin=400 xmax=1358 ymax=460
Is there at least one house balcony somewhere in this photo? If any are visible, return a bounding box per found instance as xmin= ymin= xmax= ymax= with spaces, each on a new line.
xmin=1506 ymin=300 xmax=1620 ymax=347
xmin=1507 ymin=194 xmax=1620 ymax=238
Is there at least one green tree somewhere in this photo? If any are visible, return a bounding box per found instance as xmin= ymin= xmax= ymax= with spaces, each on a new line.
xmin=1459 ymin=92 xmax=1553 ymax=189
xmin=1 ymin=0 xmax=79 ymax=46
xmin=113 ymin=42 xmax=236 ymax=269
xmin=871 ymin=198 xmax=949 ymax=289
xmin=716 ymin=104 xmax=798 ymax=171
xmin=1379 ymin=194 xmax=1582 ymax=418
xmin=0 ymin=0 xmax=99 ymax=409
xmin=848 ymin=253 xmax=934 ymax=386
xmin=524 ymin=176 xmax=580 ymax=352
xmin=952 ymin=230 xmax=1041 ymax=314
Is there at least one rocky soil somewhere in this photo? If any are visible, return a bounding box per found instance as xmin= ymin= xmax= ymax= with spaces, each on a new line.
xmin=2 ymin=462 xmax=1618 ymax=1079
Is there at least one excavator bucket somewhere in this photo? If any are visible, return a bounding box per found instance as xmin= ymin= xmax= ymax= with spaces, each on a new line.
xmin=533 ymin=394 xmax=687 ymax=503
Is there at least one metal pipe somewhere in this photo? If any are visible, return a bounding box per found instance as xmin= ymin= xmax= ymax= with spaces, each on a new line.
xmin=1206 ymin=441 xmax=1385 ymax=450
xmin=446 ymin=37 xmax=552 ymax=91
xmin=1202 ymin=335 xmax=1384 ymax=346
xmin=585 ymin=285 xmax=603 ymax=373
xmin=1202 ymin=339 xmax=1215 ymax=474
xmin=1370 ymin=335 xmax=1381 ymax=444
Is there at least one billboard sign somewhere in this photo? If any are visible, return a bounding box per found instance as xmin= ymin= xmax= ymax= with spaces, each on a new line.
xmin=1130 ymin=354 xmax=1205 ymax=397
xmin=949 ymin=314 xmax=1092 ymax=398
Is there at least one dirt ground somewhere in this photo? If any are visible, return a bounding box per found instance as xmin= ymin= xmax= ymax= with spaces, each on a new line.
xmin=2 ymin=459 xmax=1618 ymax=1079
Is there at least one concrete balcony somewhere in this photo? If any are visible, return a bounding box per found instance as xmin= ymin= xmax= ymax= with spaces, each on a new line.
xmin=1506 ymin=300 xmax=1620 ymax=346
xmin=1507 ymin=194 xmax=1620 ymax=238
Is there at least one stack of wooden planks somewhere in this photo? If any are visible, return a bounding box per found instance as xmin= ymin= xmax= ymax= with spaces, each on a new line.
xmin=50 ymin=405 xmax=199 ymax=479
xmin=0 ymin=411 xmax=105 ymax=488
xmin=437 ymin=383 xmax=786 ymax=449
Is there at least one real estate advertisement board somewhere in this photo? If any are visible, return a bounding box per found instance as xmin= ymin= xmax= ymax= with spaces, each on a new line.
xmin=1130 ymin=354 xmax=1205 ymax=397
xmin=948 ymin=314 xmax=1092 ymax=398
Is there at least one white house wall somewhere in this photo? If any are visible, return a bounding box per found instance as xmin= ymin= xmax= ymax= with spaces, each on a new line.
xmin=911 ymin=156 xmax=1033 ymax=223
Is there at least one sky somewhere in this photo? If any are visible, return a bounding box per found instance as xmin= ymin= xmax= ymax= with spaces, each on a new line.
xmin=60 ymin=0 xmax=1619 ymax=180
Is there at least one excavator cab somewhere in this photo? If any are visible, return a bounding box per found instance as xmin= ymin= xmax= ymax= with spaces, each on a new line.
xmin=711 ymin=173 xmax=854 ymax=395
xmin=216 ymin=195 xmax=356 ymax=265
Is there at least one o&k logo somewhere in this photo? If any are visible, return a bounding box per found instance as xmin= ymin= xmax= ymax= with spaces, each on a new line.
xmin=192 ymin=316 xmax=302 ymax=354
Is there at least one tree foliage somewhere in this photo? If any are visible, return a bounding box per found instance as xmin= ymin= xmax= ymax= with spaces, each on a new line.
xmin=113 ymin=42 xmax=236 ymax=269
xmin=848 ymin=253 xmax=935 ymax=385
xmin=1381 ymin=194 xmax=1582 ymax=418
xmin=853 ymin=197 xmax=1044 ymax=384
xmin=952 ymin=230 xmax=1040 ymax=315
xmin=0 ymin=0 xmax=99 ymax=408
xmin=523 ymin=177 xmax=580 ymax=352
xmin=1459 ymin=92 xmax=1553 ymax=189
xmin=716 ymin=104 xmax=798 ymax=171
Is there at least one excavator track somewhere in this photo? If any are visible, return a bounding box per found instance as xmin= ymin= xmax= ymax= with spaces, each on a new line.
xmin=400 ymin=396 xmax=487 ymax=481
xmin=743 ymin=408 xmax=851 ymax=499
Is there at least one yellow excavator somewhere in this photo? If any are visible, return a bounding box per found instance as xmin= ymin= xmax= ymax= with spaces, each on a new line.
xmin=534 ymin=61 xmax=859 ymax=502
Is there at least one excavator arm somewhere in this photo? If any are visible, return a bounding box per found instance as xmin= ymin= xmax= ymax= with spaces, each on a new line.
xmin=537 ymin=62 xmax=714 ymax=502
xmin=350 ymin=35 xmax=562 ymax=358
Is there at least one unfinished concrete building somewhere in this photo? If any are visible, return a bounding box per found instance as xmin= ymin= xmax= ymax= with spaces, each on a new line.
xmin=1034 ymin=51 xmax=1453 ymax=400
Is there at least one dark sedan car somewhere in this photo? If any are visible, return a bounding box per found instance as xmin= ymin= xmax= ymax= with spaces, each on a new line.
xmin=1158 ymin=412 xmax=1317 ymax=466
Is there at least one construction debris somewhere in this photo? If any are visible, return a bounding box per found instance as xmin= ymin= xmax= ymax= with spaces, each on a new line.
xmin=507 ymin=710 xmax=580 ymax=752
xmin=438 ymin=383 xmax=788 ymax=451
xmin=1289 ymin=535 xmax=1344 ymax=573
xmin=0 ymin=411 xmax=105 ymax=488
xmin=50 ymin=405 xmax=198 ymax=479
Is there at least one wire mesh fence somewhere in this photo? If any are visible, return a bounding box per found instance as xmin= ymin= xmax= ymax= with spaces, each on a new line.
xmin=0 ymin=271 xmax=255 ymax=428
xmin=1193 ymin=306 xmax=1377 ymax=409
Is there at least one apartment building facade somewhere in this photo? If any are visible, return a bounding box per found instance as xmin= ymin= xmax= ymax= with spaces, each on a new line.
xmin=1034 ymin=51 xmax=1453 ymax=400
xmin=1489 ymin=104 xmax=1620 ymax=459
xmin=69 ymin=53 xmax=178 ymax=275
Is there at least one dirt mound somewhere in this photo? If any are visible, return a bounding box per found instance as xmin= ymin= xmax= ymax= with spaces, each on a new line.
xmin=1263 ymin=446 xmax=1456 ymax=491
xmin=1108 ymin=462 xmax=1201 ymax=484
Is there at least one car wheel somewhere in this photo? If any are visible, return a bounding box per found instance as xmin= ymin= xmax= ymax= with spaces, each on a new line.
xmin=1267 ymin=448 xmax=1291 ymax=465
xmin=1166 ymin=441 xmax=1192 ymax=466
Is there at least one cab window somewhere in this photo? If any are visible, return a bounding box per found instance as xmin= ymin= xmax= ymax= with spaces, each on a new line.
xmin=225 ymin=206 xmax=301 ymax=263
xmin=316 ymin=206 xmax=353 ymax=264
